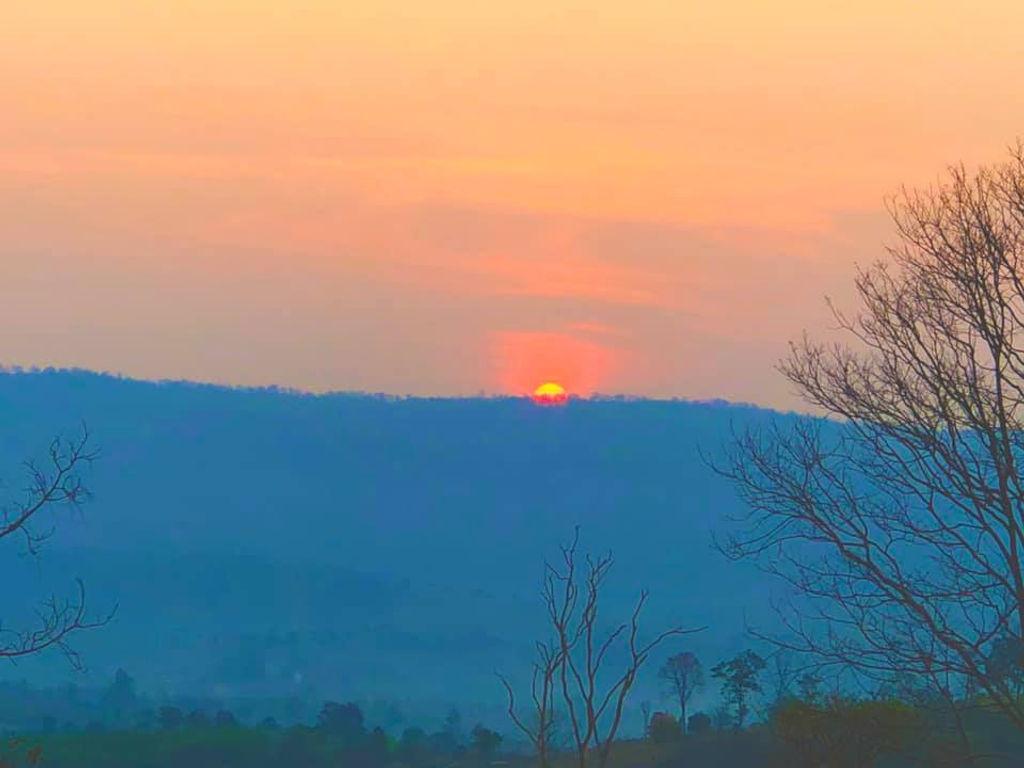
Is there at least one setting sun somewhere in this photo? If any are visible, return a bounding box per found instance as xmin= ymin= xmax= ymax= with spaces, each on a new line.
xmin=532 ymin=381 xmax=569 ymax=406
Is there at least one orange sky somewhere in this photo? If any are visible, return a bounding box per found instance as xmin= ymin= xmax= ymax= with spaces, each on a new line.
xmin=3 ymin=1 xmax=1024 ymax=405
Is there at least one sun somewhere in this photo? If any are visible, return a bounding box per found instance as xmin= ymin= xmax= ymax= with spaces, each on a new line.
xmin=532 ymin=381 xmax=569 ymax=406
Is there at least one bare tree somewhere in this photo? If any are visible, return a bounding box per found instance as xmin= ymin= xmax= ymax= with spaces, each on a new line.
xmin=0 ymin=427 xmax=111 ymax=668
xmin=500 ymin=528 xmax=702 ymax=768
xmin=499 ymin=638 xmax=560 ymax=768
xmin=711 ymin=650 xmax=765 ymax=729
xmin=715 ymin=145 xmax=1024 ymax=730
xmin=657 ymin=651 xmax=703 ymax=732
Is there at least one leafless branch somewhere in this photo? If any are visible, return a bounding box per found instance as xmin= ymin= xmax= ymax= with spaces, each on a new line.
xmin=502 ymin=527 xmax=703 ymax=768
xmin=715 ymin=145 xmax=1024 ymax=731
xmin=0 ymin=426 xmax=111 ymax=666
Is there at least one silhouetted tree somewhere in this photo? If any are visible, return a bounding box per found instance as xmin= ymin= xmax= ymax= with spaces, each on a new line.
xmin=427 ymin=728 xmax=459 ymax=755
xmin=500 ymin=528 xmax=702 ymax=768
xmin=470 ymin=724 xmax=503 ymax=759
xmin=317 ymin=701 xmax=366 ymax=742
xmin=443 ymin=708 xmax=463 ymax=746
xmin=795 ymin=672 xmax=822 ymax=705
xmin=687 ymin=712 xmax=712 ymax=735
xmin=772 ymin=695 xmax=922 ymax=768
xmin=716 ymin=146 xmax=1024 ymax=731
xmin=399 ymin=727 xmax=431 ymax=762
xmin=646 ymin=712 xmax=682 ymax=744
xmin=987 ymin=634 xmax=1024 ymax=697
xmin=658 ymin=652 xmax=704 ymax=732
xmin=355 ymin=726 xmax=389 ymax=768
xmin=100 ymin=669 xmax=137 ymax=722
xmin=277 ymin=725 xmax=330 ymax=768
xmin=711 ymin=651 xmax=765 ymax=728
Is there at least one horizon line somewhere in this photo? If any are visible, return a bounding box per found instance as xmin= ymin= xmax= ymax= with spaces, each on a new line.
xmin=0 ymin=364 xmax=787 ymax=412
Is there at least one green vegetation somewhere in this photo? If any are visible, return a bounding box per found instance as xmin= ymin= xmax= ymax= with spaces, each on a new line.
xmin=5 ymin=699 xmax=506 ymax=768
xmin=6 ymin=651 xmax=1024 ymax=767
xmin=11 ymin=698 xmax=1020 ymax=768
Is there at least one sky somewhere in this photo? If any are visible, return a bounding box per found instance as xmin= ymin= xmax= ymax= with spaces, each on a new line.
xmin=3 ymin=1 xmax=1024 ymax=408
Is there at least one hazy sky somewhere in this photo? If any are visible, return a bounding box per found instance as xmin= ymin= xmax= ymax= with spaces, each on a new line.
xmin=3 ymin=1 xmax=1024 ymax=407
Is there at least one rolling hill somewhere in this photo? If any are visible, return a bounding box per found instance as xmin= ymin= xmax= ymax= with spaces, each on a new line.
xmin=0 ymin=369 xmax=797 ymax=727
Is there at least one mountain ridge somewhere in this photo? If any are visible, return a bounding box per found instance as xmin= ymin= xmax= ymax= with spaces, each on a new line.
xmin=0 ymin=368 xmax=796 ymax=725
xmin=0 ymin=364 xmax=786 ymax=411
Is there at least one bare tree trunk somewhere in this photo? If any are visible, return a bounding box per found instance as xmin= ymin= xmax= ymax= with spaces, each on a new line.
xmin=501 ymin=528 xmax=703 ymax=768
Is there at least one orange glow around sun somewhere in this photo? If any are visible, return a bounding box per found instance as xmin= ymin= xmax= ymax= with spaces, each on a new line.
xmin=491 ymin=329 xmax=618 ymax=398
xmin=532 ymin=381 xmax=568 ymax=406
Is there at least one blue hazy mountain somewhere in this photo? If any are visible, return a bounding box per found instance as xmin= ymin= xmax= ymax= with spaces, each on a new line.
xmin=0 ymin=369 xmax=796 ymax=724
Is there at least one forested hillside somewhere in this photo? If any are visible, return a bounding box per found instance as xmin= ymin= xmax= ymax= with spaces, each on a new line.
xmin=0 ymin=369 xmax=785 ymax=725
